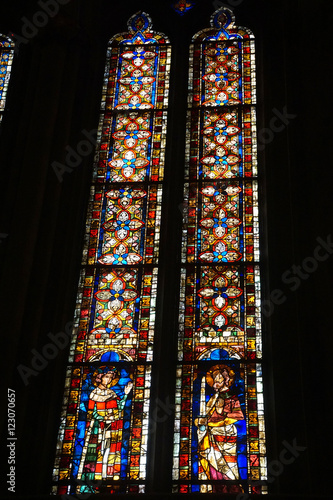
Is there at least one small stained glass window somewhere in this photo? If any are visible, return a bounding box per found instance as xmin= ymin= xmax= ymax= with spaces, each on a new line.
xmin=0 ymin=34 xmax=15 ymax=123
xmin=172 ymin=1 xmax=195 ymax=15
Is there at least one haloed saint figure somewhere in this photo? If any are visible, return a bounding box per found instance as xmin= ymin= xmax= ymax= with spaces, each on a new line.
xmin=77 ymin=367 xmax=133 ymax=481
xmin=195 ymin=366 xmax=244 ymax=485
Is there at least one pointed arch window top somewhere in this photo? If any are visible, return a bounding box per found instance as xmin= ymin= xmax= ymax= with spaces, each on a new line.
xmin=128 ymin=11 xmax=152 ymax=33
xmin=211 ymin=7 xmax=235 ymax=29
xmin=189 ymin=7 xmax=256 ymax=108
xmin=110 ymin=11 xmax=170 ymax=46
xmin=193 ymin=7 xmax=254 ymax=42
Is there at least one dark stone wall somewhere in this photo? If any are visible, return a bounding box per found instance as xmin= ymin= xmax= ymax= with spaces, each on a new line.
xmin=1 ymin=0 xmax=332 ymax=498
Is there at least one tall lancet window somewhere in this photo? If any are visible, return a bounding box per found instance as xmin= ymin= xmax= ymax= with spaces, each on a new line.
xmin=0 ymin=34 xmax=15 ymax=123
xmin=173 ymin=8 xmax=267 ymax=495
xmin=52 ymin=12 xmax=170 ymax=495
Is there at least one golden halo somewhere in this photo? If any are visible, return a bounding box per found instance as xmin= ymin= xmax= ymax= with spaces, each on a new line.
xmin=205 ymin=364 xmax=235 ymax=388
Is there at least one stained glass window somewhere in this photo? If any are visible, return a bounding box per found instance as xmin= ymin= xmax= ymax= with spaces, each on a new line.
xmin=172 ymin=1 xmax=195 ymax=15
xmin=173 ymin=8 xmax=267 ymax=494
xmin=0 ymin=34 xmax=15 ymax=123
xmin=52 ymin=12 xmax=171 ymax=495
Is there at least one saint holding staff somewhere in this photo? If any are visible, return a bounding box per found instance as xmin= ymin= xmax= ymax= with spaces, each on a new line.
xmin=195 ymin=365 xmax=244 ymax=488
